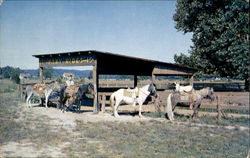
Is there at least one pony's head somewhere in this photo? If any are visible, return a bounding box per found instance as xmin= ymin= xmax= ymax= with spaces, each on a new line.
xmin=173 ymin=82 xmax=180 ymax=91
xmin=203 ymin=87 xmax=215 ymax=101
xmin=87 ymin=83 xmax=95 ymax=95
xmin=148 ymin=83 xmax=158 ymax=97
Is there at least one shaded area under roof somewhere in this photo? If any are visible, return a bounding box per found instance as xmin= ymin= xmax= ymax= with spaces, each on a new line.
xmin=33 ymin=50 xmax=197 ymax=76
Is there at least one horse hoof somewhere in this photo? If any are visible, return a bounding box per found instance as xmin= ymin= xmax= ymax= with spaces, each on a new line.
xmin=139 ymin=115 xmax=143 ymax=118
xmin=114 ymin=114 xmax=120 ymax=118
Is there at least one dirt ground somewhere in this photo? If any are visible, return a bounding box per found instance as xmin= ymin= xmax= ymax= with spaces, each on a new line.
xmin=0 ymin=80 xmax=249 ymax=157
xmin=0 ymin=101 xmax=249 ymax=157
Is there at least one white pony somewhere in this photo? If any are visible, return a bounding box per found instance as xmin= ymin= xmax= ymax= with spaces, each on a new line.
xmin=25 ymin=81 xmax=61 ymax=108
xmin=110 ymin=83 xmax=157 ymax=118
xmin=174 ymin=82 xmax=193 ymax=93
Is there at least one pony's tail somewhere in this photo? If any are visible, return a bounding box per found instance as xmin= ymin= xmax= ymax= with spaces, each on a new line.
xmin=166 ymin=93 xmax=174 ymax=121
xmin=110 ymin=93 xmax=115 ymax=112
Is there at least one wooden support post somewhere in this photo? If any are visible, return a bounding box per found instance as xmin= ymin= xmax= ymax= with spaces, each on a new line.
xmin=190 ymin=75 xmax=194 ymax=86
xmin=39 ymin=67 xmax=44 ymax=83
xmin=134 ymin=75 xmax=137 ymax=88
xmin=101 ymin=94 xmax=106 ymax=112
xmin=152 ymin=74 xmax=156 ymax=83
xmin=93 ymin=61 xmax=99 ymax=113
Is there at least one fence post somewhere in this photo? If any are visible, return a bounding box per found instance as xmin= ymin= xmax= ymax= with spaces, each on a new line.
xmin=217 ymin=96 xmax=226 ymax=119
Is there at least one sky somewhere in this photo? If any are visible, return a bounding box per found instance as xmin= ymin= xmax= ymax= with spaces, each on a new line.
xmin=0 ymin=0 xmax=193 ymax=70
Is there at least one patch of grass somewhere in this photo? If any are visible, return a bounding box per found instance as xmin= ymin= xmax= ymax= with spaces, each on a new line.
xmin=145 ymin=109 xmax=249 ymax=127
xmin=71 ymin=120 xmax=249 ymax=158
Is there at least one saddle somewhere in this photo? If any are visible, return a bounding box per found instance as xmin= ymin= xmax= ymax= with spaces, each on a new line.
xmin=65 ymin=85 xmax=79 ymax=96
xmin=123 ymin=87 xmax=139 ymax=98
xmin=32 ymin=83 xmax=46 ymax=97
xmin=179 ymin=90 xmax=197 ymax=103
xmin=178 ymin=90 xmax=192 ymax=102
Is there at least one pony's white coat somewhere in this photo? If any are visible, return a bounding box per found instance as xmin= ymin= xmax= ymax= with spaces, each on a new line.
xmin=110 ymin=84 xmax=154 ymax=118
xmin=175 ymin=82 xmax=193 ymax=92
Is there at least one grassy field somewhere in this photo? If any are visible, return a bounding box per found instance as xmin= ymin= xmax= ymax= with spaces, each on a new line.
xmin=0 ymin=79 xmax=249 ymax=157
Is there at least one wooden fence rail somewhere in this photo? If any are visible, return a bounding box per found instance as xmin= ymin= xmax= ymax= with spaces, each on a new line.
xmin=97 ymin=92 xmax=249 ymax=113
xmin=19 ymin=81 xmax=249 ymax=116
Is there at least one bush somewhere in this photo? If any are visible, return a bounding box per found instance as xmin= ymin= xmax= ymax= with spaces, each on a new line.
xmin=11 ymin=74 xmax=20 ymax=84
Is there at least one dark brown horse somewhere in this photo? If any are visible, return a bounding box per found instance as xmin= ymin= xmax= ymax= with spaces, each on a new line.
xmin=60 ymin=83 xmax=95 ymax=112
xmin=166 ymin=87 xmax=215 ymax=120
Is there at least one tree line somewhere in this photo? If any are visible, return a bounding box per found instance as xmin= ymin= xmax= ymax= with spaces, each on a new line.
xmin=0 ymin=66 xmax=55 ymax=83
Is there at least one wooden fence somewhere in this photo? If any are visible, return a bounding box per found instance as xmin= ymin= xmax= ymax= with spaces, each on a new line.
xmin=19 ymin=80 xmax=249 ymax=117
xmin=97 ymin=90 xmax=249 ymax=113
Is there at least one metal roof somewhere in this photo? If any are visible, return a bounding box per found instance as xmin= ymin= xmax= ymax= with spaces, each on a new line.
xmin=33 ymin=50 xmax=197 ymax=76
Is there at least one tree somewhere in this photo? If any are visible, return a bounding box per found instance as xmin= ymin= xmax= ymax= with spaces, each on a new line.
xmin=0 ymin=66 xmax=23 ymax=83
xmin=43 ymin=68 xmax=54 ymax=79
xmin=173 ymin=0 xmax=249 ymax=90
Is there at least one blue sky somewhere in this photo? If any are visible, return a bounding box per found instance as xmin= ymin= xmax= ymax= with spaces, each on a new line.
xmin=0 ymin=1 xmax=192 ymax=70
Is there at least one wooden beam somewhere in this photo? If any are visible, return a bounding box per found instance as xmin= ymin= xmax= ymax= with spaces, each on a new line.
xmin=152 ymin=74 xmax=156 ymax=83
xmin=134 ymin=75 xmax=137 ymax=88
xmin=92 ymin=60 xmax=99 ymax=113
xmin=153 ymin=65 xmax=194 ymax=76
xmin=39 ymin=67 xmax=44 ymax=83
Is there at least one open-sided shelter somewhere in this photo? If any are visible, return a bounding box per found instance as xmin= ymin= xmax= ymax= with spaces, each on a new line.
xmin=33 ymin=50 xmax=197 ymax=112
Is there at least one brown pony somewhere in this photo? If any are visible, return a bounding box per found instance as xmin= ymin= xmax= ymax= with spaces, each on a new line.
xmin=60 ymin=83 xmax=94 ymax=112
xmin=166 ymin=87 xmax=215 ymax=120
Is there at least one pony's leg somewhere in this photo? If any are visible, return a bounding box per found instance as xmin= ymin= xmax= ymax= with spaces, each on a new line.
xmin=192 ymin=104 xmax=199 ymax=119
xmin=114 ymin=102 xmax=120 ymax=117
xmin=45 ymin=96 xmax=49 ymax=108
xmin=77 ymin=99 xmax=81 ymax=113
xmin=138 ymin=104 xmax=143 ymax=118
xmin=132 ymin=98 xmax=136 ymax=107
xmin=26 ymin=92 xmax=32 ymax=108
xmin=26 ymin=93 xmax=30 ymax=108
xmin=195 ymin=104 xmax=201 ymax=119
xmin=61 ymin=101 xmax=65 ymax=113
xmin=28 ymin=99 xmax=31 ymax=108
xmin=61 ymin=101 xmax=66 ymax=113
xmin=45 ymin=91 xmax=52 ymax=108
xmin=189 ymin=102 xmax=194 ymax=110
xmin=29 ymin=96 xmax=32 ymax=108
